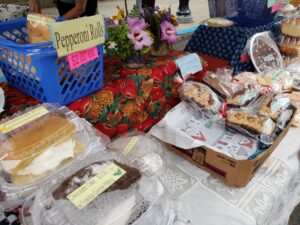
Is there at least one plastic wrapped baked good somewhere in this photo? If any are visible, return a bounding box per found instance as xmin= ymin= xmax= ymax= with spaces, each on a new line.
xmin=281 ymin=17 xmax=300 ymax=38
xmin=286 ymin=61 xmax=300 ymax=90
xmin=249 ymin=32 xmax=284 ymax=73
xmin=257 ymin=69 xmax=293 ymax=93
xmin=256 ymin=94 xmax=291 ymax=121
xmin=27 ymin=13 xmax=56 ymax=44
xmin=202 ymin=72 xmax=243 ymax=99
xmin=20 ymin=153 xmax=175 ymax=225
xmin=288 ymin=92 xmax=300 ymax=127
xmin=227 ymin=87 xmax=260 ymax=108
xmin=226 ymin=108 xmax=276 ymax=144
xmin=180 ymin=82 xmax=222 ymax=114
xmin=109 ymin=134 xmax=164 ymax=177
xmin=0 ymin=104 xmax=109 ymax=210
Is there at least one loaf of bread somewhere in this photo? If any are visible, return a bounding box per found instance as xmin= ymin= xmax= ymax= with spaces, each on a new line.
xmin=27 ymin=13 xmax=55 ymax=44
xmin=226 ymin=110 xmax=276 ymax=136
xmin=52 ymin=160 xmax=141 ymax=200
xmin=281 ymin=18 xmax=300 ymax=38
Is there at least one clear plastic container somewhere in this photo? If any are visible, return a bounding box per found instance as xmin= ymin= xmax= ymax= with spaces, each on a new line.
xmin=20 ymin=153 xmax=175 ymax=225
xmin=0 ymin=104 xmax=109 ymax=210
xmin=109 ymin=134 xmax=165 ymax=177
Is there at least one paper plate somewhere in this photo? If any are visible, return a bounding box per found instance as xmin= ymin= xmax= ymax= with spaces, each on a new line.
xmin=250 ymin=33 xmax=284 ymax=73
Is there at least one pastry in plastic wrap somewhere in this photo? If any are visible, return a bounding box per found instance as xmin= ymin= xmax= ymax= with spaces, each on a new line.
xmin=281 ymin=17 xmax=300 ymax=38
xmin=286 ymin=61 xmax=300 ymax=91
xmin=20 ymin=154 xmax=174 ymax=225
xmin=257 ymin=70 xmax=293 ymax=93
xmin=205 ymin=17 xmax=233 ymax=27
xmin=227 ymin=88 xmax=260 ymax=108
xmin=202 ymin=72 xmax=243 ymax=99
xmin=279 ymin=36 xmax=300 ymax=55
xmin=53 ymin=160 xmax=141 ymax=200
xmin=0 ymin=104 xmax=109 ymax=210
xmin=250 ymin=33 xmax=284 ymax=73
xmin=258 ymin=95 xmax=291 ymax=121
xmin=27 ymin=13 xmax=55 ymax=44
xmin=226 ymin=109 xmax=276 ymax=137
xmin=180 ymin=82 xmax=222 ymax=114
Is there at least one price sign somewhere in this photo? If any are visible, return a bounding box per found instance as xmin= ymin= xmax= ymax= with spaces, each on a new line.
xmin=68 ymin=47 xmax=99 ymax=70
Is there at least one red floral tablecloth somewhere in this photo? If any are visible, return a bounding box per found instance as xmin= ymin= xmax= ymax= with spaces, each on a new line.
xmin=0 ymin=51 xmax=208 ymax=138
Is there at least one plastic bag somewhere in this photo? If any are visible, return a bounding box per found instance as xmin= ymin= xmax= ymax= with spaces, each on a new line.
xmin=108 ymin=134 xmax=164 ymax=177
xmin=20 ymin=151 xmax=175 ymax=225
xmin=286 ymin=60 xmax=300 ymax=90
xmin=0 ymin=104 xmax=109 ymax=210
xmin=288 ymin=92 xmax=300 ymax=127
xmin=180 ymin=81 xmax=222 ymax=115
xmin=27 ymin=13 xmax=56 ymax=44
xmin=249 ymin=32 xmax=284 ymax=73
xmin=226 ymin=86 xmax=261 ymax=108
xmin=226 ymin=108 xmax=276 ymax=144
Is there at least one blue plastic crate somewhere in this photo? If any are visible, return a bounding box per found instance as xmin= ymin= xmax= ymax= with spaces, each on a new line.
xmin=227 ymin=0 xmax=276 ymax=26
xmin=0 ymin=18 xmax=104 ymax=105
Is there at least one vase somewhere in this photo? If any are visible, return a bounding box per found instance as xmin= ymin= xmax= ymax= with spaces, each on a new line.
xmin=150 ymin=42 xmax=173 ymax=57
xmin=122 ymin=54 xmax=145 ymax=69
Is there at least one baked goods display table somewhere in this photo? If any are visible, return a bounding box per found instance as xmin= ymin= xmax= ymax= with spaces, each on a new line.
xmin=0 ymin=51 xmax=208 ymax=138
xmin=185 ymin=20 xmax=281 ymax=74
xmin=159 ymin=126 xmax=300 ymax=225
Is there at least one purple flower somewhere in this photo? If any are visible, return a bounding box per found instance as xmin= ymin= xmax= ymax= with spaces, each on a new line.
xmin=127 ymin=17 xmax=148 ymax=31
xmin=160 ymin=20 xmax=177 ymax=44
xmin=127 ymin=27 xmax=152 ymax=50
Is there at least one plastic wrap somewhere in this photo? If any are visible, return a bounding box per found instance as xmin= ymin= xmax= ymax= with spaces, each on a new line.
xmin=0 ymin=104 xmax=109 ymax=210
xmin=202 ymin=71 xmax=244 ymax=99
xmin=249 ymin=32 xmax=284 ymax=73
xmin=286 ymin=60 xmax=300 ymax=90
xmin=226 ymin=86 xmax=260 ymax=108
xmin=226 ymin=108 xmax=276 ymax=144
xmin=27 ymin=13 xmax=56 ymax=44
xmin=20 ymin=152 xmax=175 ymax=225
xmin=258 ymin=69 xmax=293 ymax=93
xmin=278 ymin=3 xmax=298 ymax=18
xmin=0 ymin=4 xmax=28 ymax=22
xmin=180 ymin=82 xmax=222 ymax=115
xmin=108 ymin=134 xmax=164 ymax=177
xmin=255 ymin=94 xmax=292 ymax=122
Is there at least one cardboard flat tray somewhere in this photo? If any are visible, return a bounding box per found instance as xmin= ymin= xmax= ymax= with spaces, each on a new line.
xmin=165 ymin=106 xmax=296 ymax=187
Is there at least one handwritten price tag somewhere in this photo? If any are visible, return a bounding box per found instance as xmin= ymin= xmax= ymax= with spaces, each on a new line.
xmin=175 ymin=53 xmax=203 ymax=80
xmin=68 ymin=47 xmax=99 ymax=70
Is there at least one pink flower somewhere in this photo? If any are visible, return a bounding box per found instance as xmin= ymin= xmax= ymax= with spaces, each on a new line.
xmin=160 ymin=20 xmax=177 ymax=44
xmin=127 ymin=27 xmax=152 ymax=50
xmin=127 ymin=17 xmax=148 ymax=31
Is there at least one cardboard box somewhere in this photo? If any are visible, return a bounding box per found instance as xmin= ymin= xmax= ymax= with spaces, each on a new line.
xmin=165 ymin=107 xmax=296 ymax=187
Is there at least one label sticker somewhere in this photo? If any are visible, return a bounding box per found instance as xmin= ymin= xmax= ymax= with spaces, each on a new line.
xmin=0 ymin=107 xmax=48 ymax=134
xmin=50 ymin=15 xmax=105 ymax=57
xmin=67 ymin=163 xmax=126 ymax=209
xmin=27 ymin=14 xmax=55 ymax=24
xmin=175 ymin=53 xmax=203 ymax=80
xmin=68 ymin=47 xmax=99 ymax=70
xmin=123 ymin=137 xmax=139 ymax=155
xmin=271 ymin=2 xmax=282 ymax=13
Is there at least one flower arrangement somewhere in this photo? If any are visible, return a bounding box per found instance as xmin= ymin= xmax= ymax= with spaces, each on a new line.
xmin=144 ymin=6 xmax=178 ymax=55
xmin=105 ymin=6 xmax=153 ymax=62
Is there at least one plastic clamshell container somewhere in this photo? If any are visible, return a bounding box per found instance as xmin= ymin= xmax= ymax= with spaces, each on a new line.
xmin=0 ymin=104 xmax=109 ymax=210
xmin=20 ymin=153 xmax=175 ymax=225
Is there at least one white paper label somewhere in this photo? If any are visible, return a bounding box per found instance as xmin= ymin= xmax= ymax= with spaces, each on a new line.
xmin=175 ymin=53 xmax=203 ymax=79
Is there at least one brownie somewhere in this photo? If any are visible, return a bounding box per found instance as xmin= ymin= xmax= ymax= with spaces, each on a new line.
xmin=53 ymin=160 xmax=141 ymax=200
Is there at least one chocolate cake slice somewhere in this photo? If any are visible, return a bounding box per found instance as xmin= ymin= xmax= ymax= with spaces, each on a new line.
xmin=53 ymin=160 xmax=141 ymax=200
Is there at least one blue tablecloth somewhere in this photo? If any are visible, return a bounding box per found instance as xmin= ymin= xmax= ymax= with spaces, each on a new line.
xmin=185 ymin=20 xmax=281 ymax=74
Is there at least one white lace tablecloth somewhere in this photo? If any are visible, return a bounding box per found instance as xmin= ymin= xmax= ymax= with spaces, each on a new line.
xmin=159 ymin=127 xmax=300 ymax=225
